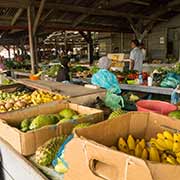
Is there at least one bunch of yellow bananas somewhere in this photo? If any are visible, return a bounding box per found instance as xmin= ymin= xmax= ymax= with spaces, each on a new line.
xmin=30 ymin=90 xmax=67 ymax=105
xmin=117 ymin=135 xmax=150 ymax=161
xmin=112 ymin=131 xmax=180 ymax=165
xmin=150 ymin=131 xmax=180 ymax=165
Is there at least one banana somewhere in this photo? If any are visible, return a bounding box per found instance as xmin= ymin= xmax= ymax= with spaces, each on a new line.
xmin=173 ymin=133 xmax=180 ymax=143
xmin=136 ymin=139 xmax=140 ymax=145
xmin=154 ymin=138 xmax=167 ymax=151
xmin=127 ymin=135 xmax=136 ymax=150
xmin=163 ymin=131 xmax=173 ymax=141
xmin=173 ymin=141 xmax=180 ymax=153
xmin=176 ymin=157 xmax=180 ymax=164
xmin=164 ymin=139 xmax=173 ymax=150
xmin=175 ymin=151 xmax=180 ymax=157
xmin=157 ymin=133 xmax=164 ymax=140
xmin=139 ymin=139 xmax=146 ymax=149
xmin=161 ymin=153 xmax=167 ymax=163
xmin=166 ymin=155 xmax=177 ymax=165
xmin=118 ymin=137 xmax=129 ymax=153
xmin=149 ymin=147 xmax=160 ymax=162
xmin=141 ymin=148 xmax=148 ymax=160
xmin=149 ymin=138 xmax=156 ymax=147
xmin=135 ymin=144 xmax=143 ymax=158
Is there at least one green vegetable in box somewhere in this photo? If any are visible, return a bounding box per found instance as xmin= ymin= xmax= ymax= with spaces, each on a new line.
xmin=59 ymin=109 xmax=77 ymax=118
xmin=29 ymin=115 xmax=59 ymax=130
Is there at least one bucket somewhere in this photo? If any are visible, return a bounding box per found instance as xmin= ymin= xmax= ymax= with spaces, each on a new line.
xmin=136 ymin=100 xmax=177 ymax=115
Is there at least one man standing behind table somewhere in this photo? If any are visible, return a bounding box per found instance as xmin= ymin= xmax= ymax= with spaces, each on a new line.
xmin=129 ymin=39 xmax=144 ymax=72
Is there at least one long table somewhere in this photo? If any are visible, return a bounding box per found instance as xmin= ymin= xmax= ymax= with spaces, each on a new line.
xmin=120 ymin=84 xmax=174 ymax=95
xmin=17 ymin=79 xmax=105 ymax=98
xmin=0 ymin=138 xmax=48 ymax=180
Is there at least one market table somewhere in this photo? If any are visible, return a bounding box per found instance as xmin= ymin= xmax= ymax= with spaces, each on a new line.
xmin=120 ymin=84 xmax=174 ymax=95
xmin=17 ymin=79 xmax=106 ymax=97
xmin=0 ymin=138 xmax=49 ymax=180
xmin=12 ymin=71 xmax=31 ymax=79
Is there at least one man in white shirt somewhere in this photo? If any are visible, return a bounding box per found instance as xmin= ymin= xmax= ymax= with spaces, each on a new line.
xmin=129 ymin=39 xmax=144 ymax=72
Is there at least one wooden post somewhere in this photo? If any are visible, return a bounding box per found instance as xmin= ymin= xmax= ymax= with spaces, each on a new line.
xmin=27 ymin=5 xmax=37 ymax=74
xmin=8 ymin=47 xmax=11 ymax=59
xmin=120 ymin=32 xmax=124 ymax=52
xmin=87 ymin=32 xmax=93 ymax=65
xmin=79 ymin=31 xmax=94 ymax=65
xmin=88 ymin=42 xmax=93 ymax=65
xmin=64 ymin=31 xmax=67 ymax=53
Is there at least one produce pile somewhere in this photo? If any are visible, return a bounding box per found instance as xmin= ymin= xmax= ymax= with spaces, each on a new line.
xmin=19 ymin=108 xmax=88 ymax=132
xmin=2 ymin=78 xmax=14 ymax=85
xmin=0 ymin=90 xmax=66 ymax=113
xmin=115 ymin=70 xmax=148 ymax=84
xmin=34 ymin=122 xmax=92 ymax=174
xmin=153 ymin=63 xmax=180 ymax=87
xmin=71 ymin=65 xmax=99 ymax=79
xmin=112 ymin=131 xmax=180 ymax=165
xmin=43 ymin=65 xmax=61 ymax=78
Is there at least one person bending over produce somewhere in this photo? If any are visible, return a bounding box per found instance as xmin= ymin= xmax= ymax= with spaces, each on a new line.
xmin=91 ymin=56 xmax=121 ymax=94
xmin=56 ymin=56 xmax=70 ymax=82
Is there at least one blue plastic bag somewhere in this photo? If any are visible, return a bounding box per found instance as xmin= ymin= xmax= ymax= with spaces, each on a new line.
xmin=52 ymin=134 xmax=74 ymax=172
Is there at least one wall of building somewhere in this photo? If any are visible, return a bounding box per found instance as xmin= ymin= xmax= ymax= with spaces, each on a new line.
xmin=148 ymin=14 xmax=180 ymax=61
xmin=98 ymin=32 xmax=134 ymax=56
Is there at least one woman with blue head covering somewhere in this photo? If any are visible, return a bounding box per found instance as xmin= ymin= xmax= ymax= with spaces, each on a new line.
xmin=91 ymin=56 xmax=121 ymax=94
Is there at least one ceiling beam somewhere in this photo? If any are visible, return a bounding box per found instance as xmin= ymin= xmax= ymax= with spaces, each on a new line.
xmin=130 ymin=0 xmax=150 ymax=6
xmin=72 ymin=0 xmax=106 ymax=27
xmin=33 ymin=0 xmax=46 ymax=35
xmin=11 ymin=8 xmax=24 ymax=26
xmin=0 ymin=15 xmax=121 ymax=28
xmin=41 ymin=23 xmax=125 ymax=32
xmin=144 ymin=0 xmax=180 ymax=26
xmin=35 ymin=2 xmax=166 ymax=21
xmin=107 ymin=0 xmax=150 ymax=9
xmin=0 ymin=0 xmax=29 ymax=8
xmin=59 ymin=0 xmax=82 ymax=20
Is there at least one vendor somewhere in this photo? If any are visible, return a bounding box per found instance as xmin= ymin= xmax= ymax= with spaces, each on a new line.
xmin=56 ymin=56 xmax=70 ymax=82
xmin=91 ymin=56 xmax=121 ymax=94
xmin=129 ymin=39 xmax=144 ymax=72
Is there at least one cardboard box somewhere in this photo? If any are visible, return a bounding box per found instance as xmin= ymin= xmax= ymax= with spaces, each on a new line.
xmin=64 ymin=112 xmax=180 ymax=180
xmin=0 ymin=101 xmax=103 ymax=156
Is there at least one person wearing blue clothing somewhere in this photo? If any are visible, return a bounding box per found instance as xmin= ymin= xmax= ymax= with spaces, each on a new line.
xmin=91 ymin=56 xmax=121 ymax=94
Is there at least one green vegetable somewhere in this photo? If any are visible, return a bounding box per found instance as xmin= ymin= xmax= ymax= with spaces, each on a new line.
xmin=168 ymin=110 xmax=180 ymax=119
xmin=20 ymin=118 xmax=32 ymax=132
xmin=29 ymin=114 xmax=59 ymax=130
xmin=59 ymin=109 xmax=77 ymax=118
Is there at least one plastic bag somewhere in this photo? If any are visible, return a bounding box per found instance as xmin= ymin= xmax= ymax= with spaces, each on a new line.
xmin=104 ymin=89 xmax=124 ymax=111
xmin=52 ymin=135 xmax=74 ymax=174
xmin=171 ymin=86 xmax=180 ymax=104
xmin=160 ymin=76 xmax=179 ymax=88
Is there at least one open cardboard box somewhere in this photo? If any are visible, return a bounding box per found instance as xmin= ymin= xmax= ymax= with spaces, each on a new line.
xmin=64 ymin=112 xmax=180 ymax=180
xmin=0 ymin=101 xmax=103 ymax=156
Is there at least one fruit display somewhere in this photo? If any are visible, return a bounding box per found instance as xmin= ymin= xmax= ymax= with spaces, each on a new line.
xmin=72 ymin=122 xmax=91 ymax=131
xmin=113 ymin=131 xmax=180 ymax=165
xmin=2 ymin=78 xmax=14 ymax=85
xmin=19 ymin=108 xmax=87 ymax=132
xmin=44 ymin=65 xmax=61 ymax=78
xmin=35 ymin=135 xmax=67 ymax=166
xmin=0 ymin=90 xmax=67 ymax=113
xmin=108 ymin=109 xmax=126 ymax=119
